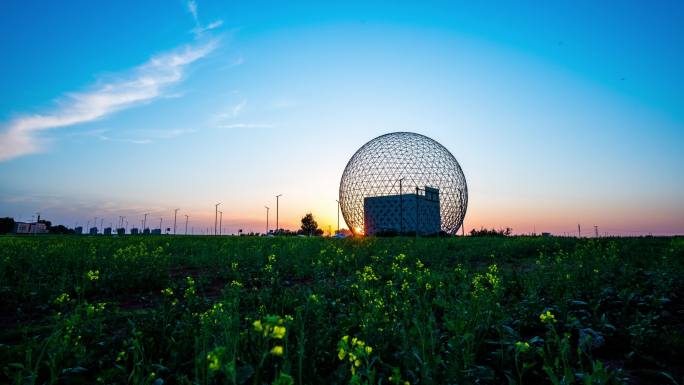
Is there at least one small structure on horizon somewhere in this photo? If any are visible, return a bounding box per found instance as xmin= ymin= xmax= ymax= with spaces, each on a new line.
xmin=13 ymin=221 xmax=49 ymax=234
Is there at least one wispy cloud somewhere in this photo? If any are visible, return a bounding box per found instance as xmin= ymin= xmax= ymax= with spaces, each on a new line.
xmin=0 ymin=40 xmax=218 ymax=161
xmin=218 ymin=123 xmax=274 ymax=129
xmin=213 ymin=99 xmax=247 ymax=121
xmin=231 ymin=100 xmax=247 ymax=117
xmin=188 ymin=1 xmax=223 ymax=37
xmin=188 ymin=0 xmax=198 ymax=22
xmin=98 ymin=135 xmax=152 ymax=145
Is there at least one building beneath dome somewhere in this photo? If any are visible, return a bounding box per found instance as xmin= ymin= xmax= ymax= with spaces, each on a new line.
xmin=364 ymin=186 xmax=441 ymax=236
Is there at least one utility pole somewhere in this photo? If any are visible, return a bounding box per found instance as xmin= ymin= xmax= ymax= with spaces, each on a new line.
xmin=265 ymin=206 xmax=270 ymax=235
xmin=143 ymin=213 xmax=149 ymax=232
xmin=94 ymin=217 xmax=98 ymax=233
xmin=335 ymin=200 xmax=340 ymax=235
xmin=594 ymin=225 xmax=599 ymax=238
xmin=159 ymin=218 xmax=163 ymax=233
xmin=578 ymin=224 xmax=581 ymax=238
xmin=275 ymin=194 xmax=282 ymax=234
xmin=214 ymin=203 xmax=221 ymax=236
xmin=173 ymin=208 xmax=179 ymax=235
xmin=219 ymin=211 xmax=223 ymax=236
xmin=100 ymin=219 xmax=104 ymax=232
xmin=185 ymin=215 xmax=189 ymax=235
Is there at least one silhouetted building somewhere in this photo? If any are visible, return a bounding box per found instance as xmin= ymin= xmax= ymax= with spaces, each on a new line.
xmin=89 ymin=227 xmax=98 ymax=235
xmin=364 ymin=186 xmax=440 ymax=236
xmin=14 ymin=222 xmax=48 ymax=234
xmin=130 ymin=228 xmax=139 ymax=235
xmin=104 ymin=227 xmax=112 ymax=235
xmin=74 ymin=226 xmax=83 ymax=235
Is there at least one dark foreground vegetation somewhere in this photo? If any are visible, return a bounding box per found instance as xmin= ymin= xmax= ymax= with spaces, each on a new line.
xmin=1 ymin=235 xmax=682 ymax=385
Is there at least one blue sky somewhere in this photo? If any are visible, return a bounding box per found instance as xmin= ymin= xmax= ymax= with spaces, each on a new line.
xmin=0 ymin=1 xmax=682 ymax=235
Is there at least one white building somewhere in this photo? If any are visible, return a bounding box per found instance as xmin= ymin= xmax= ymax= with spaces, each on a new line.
xmin=364 ymin=186 xmax=441 ymax=236
xmin=14 ymin=222 xmax=48 ymax=234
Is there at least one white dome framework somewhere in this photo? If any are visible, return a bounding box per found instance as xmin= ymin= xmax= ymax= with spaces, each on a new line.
xmin=339 ymin=132 xmax=468 ymax=235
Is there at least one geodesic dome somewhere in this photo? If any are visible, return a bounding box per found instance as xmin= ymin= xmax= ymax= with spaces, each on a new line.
xmin=339 ymin=132 xmax=468 ymax=235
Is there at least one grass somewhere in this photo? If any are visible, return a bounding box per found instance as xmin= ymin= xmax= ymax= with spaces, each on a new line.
xmin=0 ymin=235 xmax=682 ymax=384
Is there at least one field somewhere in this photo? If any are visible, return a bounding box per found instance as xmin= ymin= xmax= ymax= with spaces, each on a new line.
xmin=1 ymin=235 xmax=683 ymax=385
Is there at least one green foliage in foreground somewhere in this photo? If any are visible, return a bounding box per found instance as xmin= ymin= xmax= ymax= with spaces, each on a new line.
xmin=0 ymin=235 xmax=683 ymax=385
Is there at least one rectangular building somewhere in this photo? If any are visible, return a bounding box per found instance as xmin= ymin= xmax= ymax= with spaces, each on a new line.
xmin=364 ymin=186 xmax=441 ymax=236
xmin=13 ymin=222 xmax=48 ymax=234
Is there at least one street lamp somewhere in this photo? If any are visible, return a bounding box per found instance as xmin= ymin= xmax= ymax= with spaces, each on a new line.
xmin=219 ymin=211 xmax=223 ymax=236
xmin=264 ymin=206 xmax=270 ymax=235
xmin=185 ymin=214 xmax=189 ymax=235
xmin=275 ymin=194 xmax=282 ymax=234
xmin=214 ymin=202 xmax=221 ymax=236
xmin=173 ymin=208 xmax=179 ymax=235
xmin=335 ymin=199 xmax=340 ymax=234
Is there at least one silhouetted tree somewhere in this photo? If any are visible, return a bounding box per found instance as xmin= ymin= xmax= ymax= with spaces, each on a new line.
xmin=300 ymin=213 xmax=321 ymax=236
xmin=470 ymin=227 xmax=512 ymax=237
xmin=0 ymin=217 xmax=15 ymax=234
xmin=49 ymin=225 xmax=74 ymax=234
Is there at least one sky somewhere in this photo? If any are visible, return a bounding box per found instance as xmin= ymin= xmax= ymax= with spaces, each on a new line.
xmin=0 ymin=1 xmax=683 ymax=236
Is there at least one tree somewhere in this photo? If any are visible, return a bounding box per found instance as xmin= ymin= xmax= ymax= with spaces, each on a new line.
xmin=300 ymin=213 xmax=321 ymax=236
xmin=49 ymin=225 xmax=74 ymax=234
xmin=0 ymin=217 xmax=15 ymax=234
xmin=469 ymin=227 xmax=512 ymax=237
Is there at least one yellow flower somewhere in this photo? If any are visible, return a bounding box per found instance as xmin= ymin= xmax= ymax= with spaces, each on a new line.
xmin=161 ymin=287 xmax=173 ymax=296
xmin=338 ymin=348 xmax=346 ymax=360
xmin=270 ymin=345 xmax=284 ymax=356
xmin=253 ymin=320 xmax=263 ymax=332
xmin=272 ymin=325 xmax=286 ymax=339
xmin=342 ymin=335 xmax=349 ymax=343
xmin=87 ymin=270 xmax=99 ymax=281
xmin=515 ymin=341 xmax=531 ymax=353
xmin=54 ymin=292 xmax=70 ymax=305
xmin=540 ymin=310 xmax=557 ymax=324
xmin=207 ymin=352 xmax=220 ymax=371
xmin=354 ymin=359 xmax=361 ymax=367
xmin=365 ymin=346 xmax=372 ymax=354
